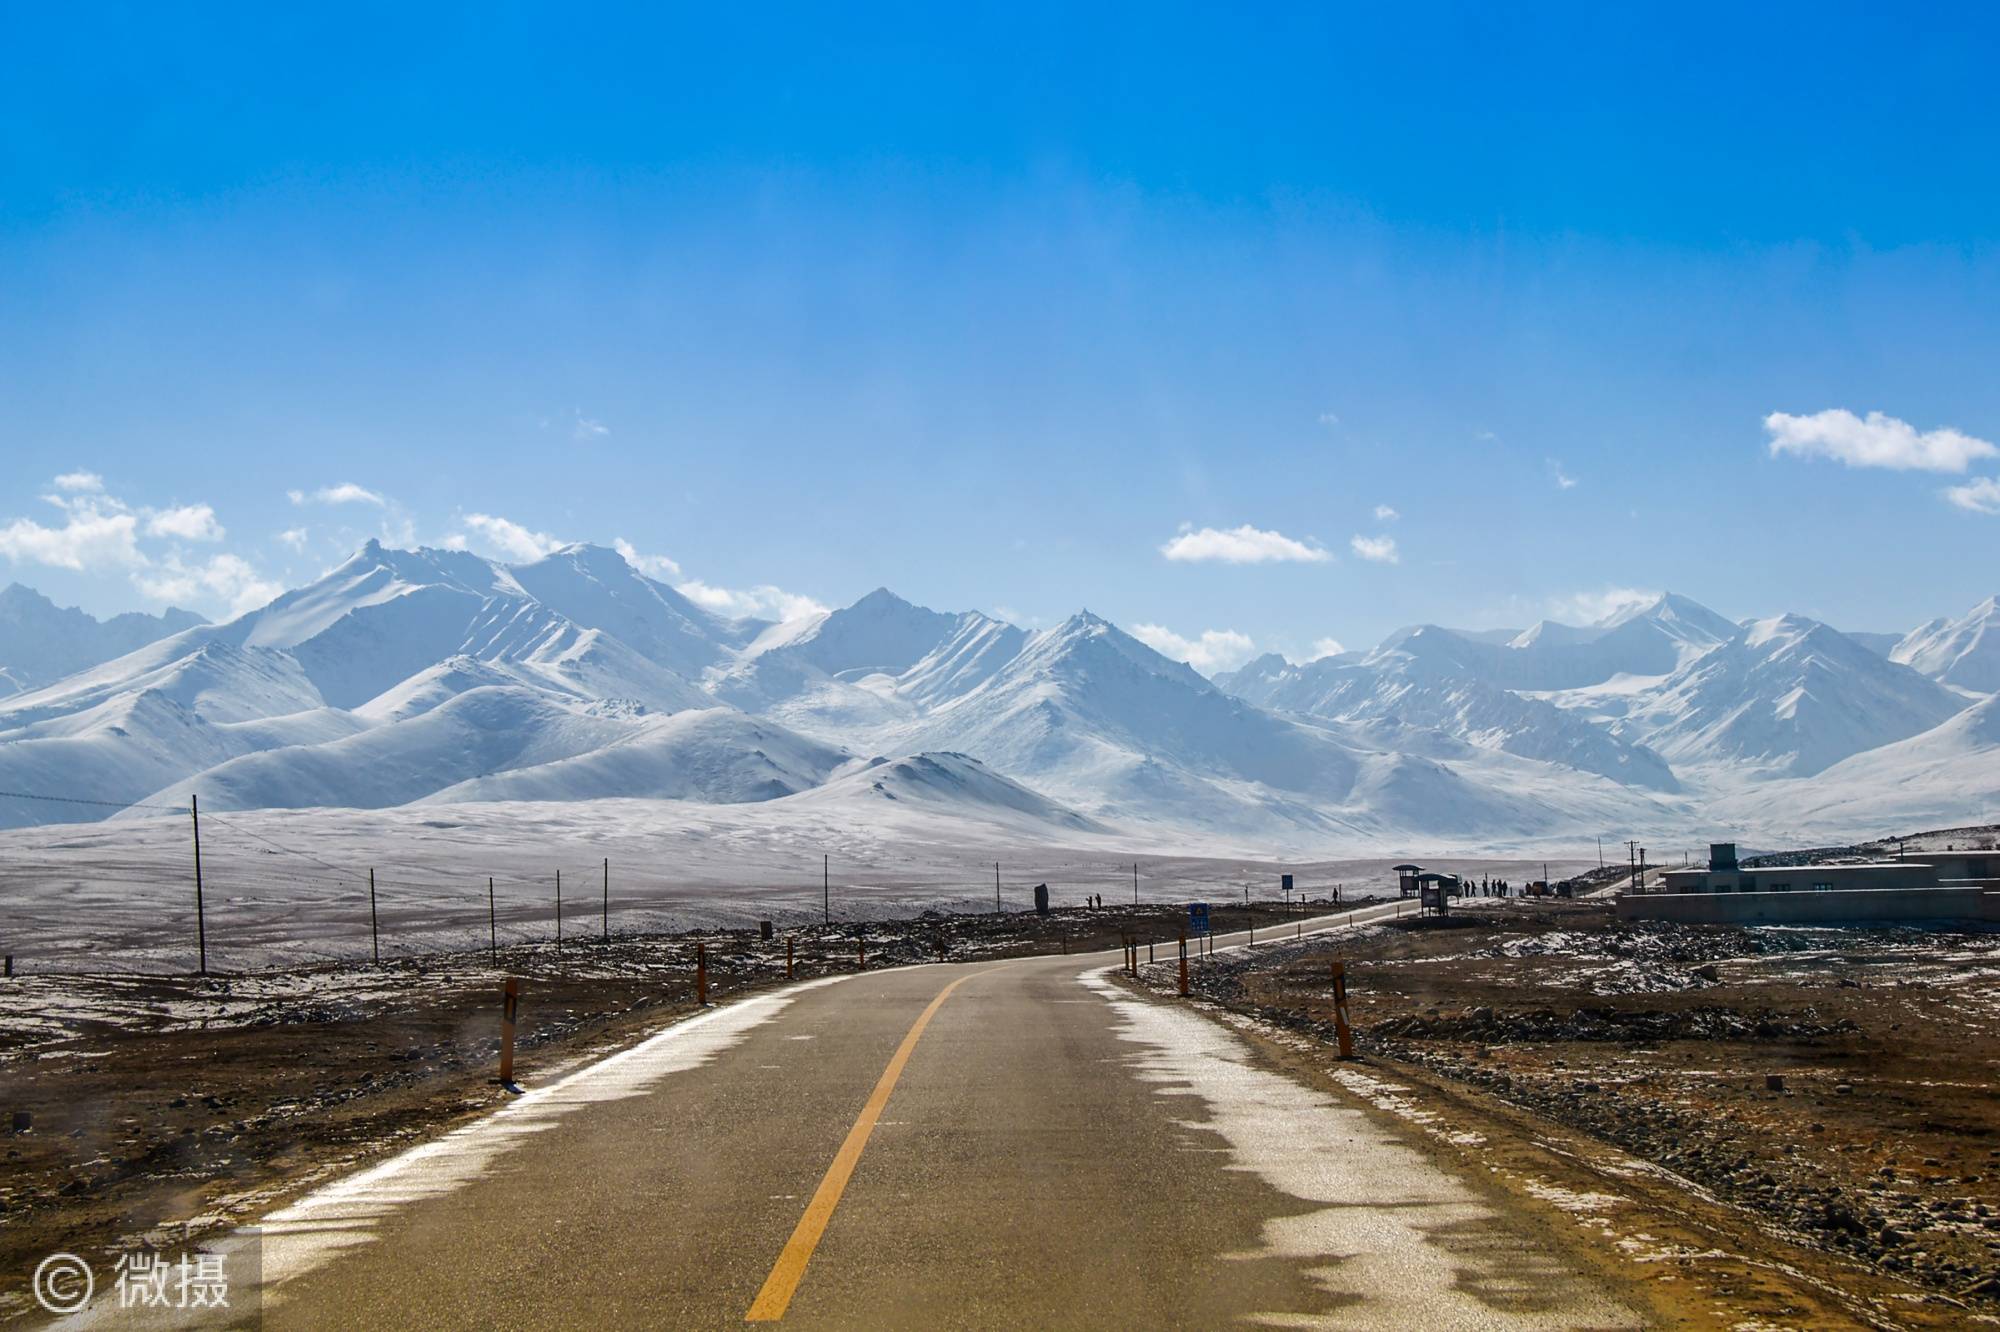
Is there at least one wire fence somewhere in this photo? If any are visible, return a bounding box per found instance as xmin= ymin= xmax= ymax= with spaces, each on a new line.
xmin=0 ymin=789 xmax=1396 ymax=976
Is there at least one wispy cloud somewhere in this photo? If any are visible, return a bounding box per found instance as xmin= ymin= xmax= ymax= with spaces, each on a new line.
xmin=1317 ymin=411 xmax=1340 ymax=428
xmin=461 ymin=512 xmax=564 ymax=562
xmin=1373 ymin=504 xmax=1399 ymax=522
xmin=1131 ymin=622 xmax=1258 ymax=673
xmin=145 ymin=503 xmax=224 ymax=542
xmin=0 ymin=502 xmax=143 ymax=570
xmin=572 ymin=414 xmax=610 ymax=443
xmin=133 ymin=553 xmax=282 ymax=616
xmin=1160 ymin=523 xmax=1331 ymax=565
xmin=613 ymin=537 xmax=682 ymax=580
xmin=52 ymin=471 xmax=104 ymax=493
xmin=278 ymin=527 xmax=309 ymax=551
xmin=1765 ymin=408 xmax=1997 ymax=473
xmin=1547 ymin=458 xmax=1579 ymax=490
xmin=1944 ymin=476 xmax=2000 ymax=514
xmin=676 ymin=579 xmax=826 ymax=621
xmin=292 ymin=482 xmax=386 ymax=506
xmin=1548 ymin=586 xmax=1658 ymax=625
xmin=1308 ymin=636 xmax=1346 ymax=660
xmin=1349 ymin=534 xmax=1399 ymax=564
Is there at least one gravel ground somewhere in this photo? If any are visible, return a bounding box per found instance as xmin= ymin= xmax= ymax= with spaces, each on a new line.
xmin=1163 ymin=898 xmax=2000 ymax=1318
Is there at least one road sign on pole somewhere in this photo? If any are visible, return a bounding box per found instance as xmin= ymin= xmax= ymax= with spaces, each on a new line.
xmin=1188 ymin=902 xmax=1210 ymax=936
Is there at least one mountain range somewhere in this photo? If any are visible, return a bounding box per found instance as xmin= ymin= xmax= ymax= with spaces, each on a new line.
xmin=0 ymin=543 xmax=1992 ymax=850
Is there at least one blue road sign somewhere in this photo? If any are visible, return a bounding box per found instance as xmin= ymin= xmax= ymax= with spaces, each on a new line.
xmin=1188 ymin=902 xmax=1210 ymax=936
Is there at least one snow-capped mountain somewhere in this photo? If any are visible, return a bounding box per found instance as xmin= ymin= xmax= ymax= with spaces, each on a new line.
xmin=1377 ymin=592 xmax=1736 ymax=691
xmin=0 ymin=584 xmax=203 ymax=696
xmin=1891 ymin=595 xmax=2000 ymax=694
xmin=1630 ymin=613 xmax=1969 ymax=777
xmin=1216 ymin=651 xmax=1680 ymax=792
xmin=1727 ymin=691 xmax=2000 ymax=840
xmin=0 ymin=541 xmax=1986 ymax=849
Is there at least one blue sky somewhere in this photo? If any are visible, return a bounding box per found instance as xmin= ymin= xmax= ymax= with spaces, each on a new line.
xmin=4 ymin=4 xmax=1999 ymax=668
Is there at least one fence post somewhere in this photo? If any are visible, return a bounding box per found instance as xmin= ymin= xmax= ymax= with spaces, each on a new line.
xmin=1331 ymin=960 xmax=1356 ymax=1059
xmin=696 ymin=941 xmax=708 ymax=1006
xmin=499 ymin=977 xmax=521 ymax=1085
xmin=191 ymin=793 xmax=206 ymax=976
xmin=786 ymin=935 xmax=795 ymax=980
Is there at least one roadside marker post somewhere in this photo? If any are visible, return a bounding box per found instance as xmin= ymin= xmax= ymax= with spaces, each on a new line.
xmin=488 ymin=878 xmax=497 ymax=964
xmin=1331 ymin=960 xmax=1356 ymax=1060
xmin=697 ymin=941 xmax=709 ymax=1006
xmin=858 ymin=937 xmax=866 ymax=970
xmin=786 ymin=936 xmax=795 ymax=979
xmin=499 ymin=977 xmax=521 ymax=1086
xmin=369 ymin=869 xmax=379 ymax=964
xmin=1178 ymin=933 xmax=1190 ymax=997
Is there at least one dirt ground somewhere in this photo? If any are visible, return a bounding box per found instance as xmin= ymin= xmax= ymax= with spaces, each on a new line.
xmin=0 ymin=897 xmax=1330 ymax=1321
xmin=1164 ymin=897 xmax=2000 ymax=1327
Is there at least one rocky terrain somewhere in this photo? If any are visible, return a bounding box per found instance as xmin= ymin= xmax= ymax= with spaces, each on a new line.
xmin=1159 ymin=899 xmax=2000 ymax=1321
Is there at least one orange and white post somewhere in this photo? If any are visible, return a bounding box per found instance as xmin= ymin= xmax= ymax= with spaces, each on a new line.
xmin=1331 ymin=959 xmax=1356 ymax=1059
xmin=499 ymin=976 xmax=521 ymax=1085
xmin=1178 ymin=933 xmax=1190 ymax=997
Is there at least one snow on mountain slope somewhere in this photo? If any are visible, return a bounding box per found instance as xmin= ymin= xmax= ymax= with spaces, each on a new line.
xmin=1379 ymin=593 xmax=1735 ymax=691
xmin=0 ymin=642 xmax=356 ymax=828
xmin=1633 ymin=614 xmax=1971 ymax=777
xmin=0 ymin=584 xmax=204 ymax=695
xmin=710 ymin=588 xmax=1023 ymax=717
xmin=1726 ymin=692 xmax=2000 ymax=841
xmin=126 ymin=685 xmax=637 ymax=814
xmin=423 ymin=708 xmax=849 ymax=806
xmin=509 ymin=544 xmax=763 ymax=677
xmin=1891 ymin=595 xmax=2000 ymax=694
xmin=1216 ymin=652 xmax=1679 ymax=792
xmin=790 ymin=752 xmax=1108 ymax=835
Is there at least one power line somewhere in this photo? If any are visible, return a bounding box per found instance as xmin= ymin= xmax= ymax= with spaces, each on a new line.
xmin=0 ymin=788 xmax=190 ymax=813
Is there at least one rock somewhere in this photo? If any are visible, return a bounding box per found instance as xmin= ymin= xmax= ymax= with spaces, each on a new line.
xmin=1691 ymin=964 xmax=1721 ymax=982
xmin=1834 ymin=1083 xmax=1854 ymax=1095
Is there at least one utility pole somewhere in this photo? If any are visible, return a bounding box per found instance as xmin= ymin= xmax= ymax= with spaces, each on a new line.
xmin=823 ymin=854 xmax=829 ymax=925
xmin=1133 ymin=862 xmax=1138 ymax=905
xmin=488 ymin=877 xmax=497 ymax=964
xmin=1598 ymin=836 xmax=1604 ymax=870
xmin=191 ymin=794 xmax=206 ymax=976
xmin=555 ymin=869 xmax=562 ymax=945
xmin=602 ymin=858 xmax=609 ymax=942
xmin=994 ymin=861 xmax=1000 ymax=913
xmin=1628 ymin=839 xmax=1639 ymax=893
xmin=369 ymin=868 xmax=379 ymax=965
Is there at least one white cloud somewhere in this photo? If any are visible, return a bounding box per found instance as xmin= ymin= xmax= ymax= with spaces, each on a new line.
xmin=1350 ymin=534 xmax=1399 ymax=564
xmin=1764 ymin=408 xmax=1997 ymax=473
xmin=676 ymin=579 xmax=826 ymax=622
xmin=1373 ymin=504 xmax=1399 ymax=522
xmin=0 ymin=502 xmax=144 ymax=570
xmin=286 ymin=489 xmax=305 ymax=505
xmin=461 ymin=513 xmax=564 ymax=562
xmin=1160 ymin=524 xmax=1331 ymax=565
xmin=573 ymin=414 xmax=610 ymax=443
xmin=1548 ymin=459 xmax=1579 ymax=490
xmin=613 ymin=538 xmax=683 ymax=581
xmin=145 ymin=503 xmax=224 ymax=542
xmin=53 ymin=471 xmax=104 ymax=493
xmin=278 ymin=527 xmax=309 ymax=551
xmin=1549 ymin=586 xmax=1658 ymax=625
xmin=1944 ymin=476 xmax=2000 ymax=514
xmin=1317 ymin=412 xmax=1340 ymax=428
xmin=319 ymin=482 xmax=386 ymax=506
xmin=1308 ymin=636 xmax=1346 ymax=660
xmin=1131 ymin=622 xmax=1258 ymax=674
xmin=132 ymin=553 xmax=283 ymax=616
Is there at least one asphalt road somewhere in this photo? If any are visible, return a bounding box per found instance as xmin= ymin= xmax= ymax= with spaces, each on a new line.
xmin=114 ymin=904 xmax=1646 ymax=1329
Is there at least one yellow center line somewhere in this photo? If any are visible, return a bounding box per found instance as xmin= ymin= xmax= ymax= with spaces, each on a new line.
xmin=744 ymin=968 xmax=987 ymax=1322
